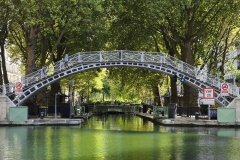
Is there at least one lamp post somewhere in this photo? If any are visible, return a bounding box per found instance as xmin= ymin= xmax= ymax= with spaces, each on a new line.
xmin=55 ymin=92 xmax=61 ymax=119
xmin=0 ymin=59 xmax=3 ymax=86
xmin=69 ymin=79 xmax=75 ymax=118
xmin=233 ymin=72 xmax=236 ymax=86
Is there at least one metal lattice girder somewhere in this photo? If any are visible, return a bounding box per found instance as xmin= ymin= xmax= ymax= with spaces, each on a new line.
xmin=3 ymin=50 xmax=238 ymax=107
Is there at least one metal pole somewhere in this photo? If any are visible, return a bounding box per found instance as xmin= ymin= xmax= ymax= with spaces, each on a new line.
xmin=224 ymin=96 xmax=226 ymax=108
xmin=69 ymin=79 xmax=74 ymax=118
xmin=70 ymin=89 xmax=72 ymax=118
xmin=55 ymin=94 xmax=57 ymax=119
xmin=208 ymin=104 xmax=211 ymax=120
xmin=18 ymin=95 xmax=20 ymax=107
xmin=70 ymin=81 xmax=72 ymax=118
xmin=233 ymin=72 xmax=236 ymax=86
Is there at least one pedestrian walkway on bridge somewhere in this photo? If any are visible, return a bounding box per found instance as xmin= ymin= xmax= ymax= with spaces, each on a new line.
xmin=1 ymin=50 xmax=240 ymax=123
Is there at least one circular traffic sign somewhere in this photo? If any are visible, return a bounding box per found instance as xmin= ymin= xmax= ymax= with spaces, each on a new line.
xmin=222 ymin=83 xmax=228 ymax=90
xmin=15 ymin=82 xmax=22 ymax=89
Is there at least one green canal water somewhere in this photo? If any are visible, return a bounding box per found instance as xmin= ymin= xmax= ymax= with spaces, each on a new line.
xmin=1 ymin=115 xmax=240 ymax=160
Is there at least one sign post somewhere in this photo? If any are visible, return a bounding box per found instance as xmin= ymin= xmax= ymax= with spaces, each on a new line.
xmin=15 ymin=82 xmax=23 ymax=106
xmin=15 ymin=82 xmax=23 ymax=94
xmin=221 ymin=83 xmax=229 ymax=108
xmin=201 ymin=88 xmax=215 ymax=120
xmin=221 ymin=83 xmax=229 ymax=97
xmin=202 ymin=88 xmax=215 ymax=104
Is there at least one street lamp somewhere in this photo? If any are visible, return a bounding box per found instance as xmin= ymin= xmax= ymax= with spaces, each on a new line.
xmin=69 ymin=79 xmax=75 ymax=118
xmin=55 ymin=92 xmax=61 ymax=119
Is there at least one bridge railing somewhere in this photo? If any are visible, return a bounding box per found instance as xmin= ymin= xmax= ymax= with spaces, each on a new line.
xmin=92 ymin=103 xmax=141 ymax=113
xmin=1 ymin=50 xmax=239 ymax=98
xmin=20 ymin=54 xmax=77 ymax=88
xmin=6 ymin=51 xmax=205 ymax=91
xmin=163 ymin=54 xmax=236 ymax=95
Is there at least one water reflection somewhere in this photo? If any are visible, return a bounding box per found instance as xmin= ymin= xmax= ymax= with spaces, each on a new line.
xmin=85 ymin=114 xmax=156 ymax=132
xmin=86 ymin=114 xmax=240 ymax=139
xmin=0 ymin=115 xmax=240 ymax=160
xmin=161 ymin=126 xmax=239 ymax=138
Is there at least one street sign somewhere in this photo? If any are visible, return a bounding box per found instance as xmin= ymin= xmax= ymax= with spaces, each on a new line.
xmin=203 ymin=88 xmax=214 ymax=99
xmin=201 ymin=88 xmax=215 ymax=105
xmin=221 ymin=83 xmax=229 ymax=96
xmin=15 ymin=81 xmax=23 ymax=94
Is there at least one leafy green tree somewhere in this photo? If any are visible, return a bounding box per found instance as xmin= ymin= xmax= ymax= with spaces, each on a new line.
xmin=102 ymin=0 xmax=240 ymax=107
xmin=107 ymin=67 xmax=166 ymax=104
xmin=150 ymin=0 xmax=239 ymax=106
xmin=7 ymin=0 xmax=108 ymax=107
xmin=0 ymin=0 xmax=14 ymax=85
xmin=3 ymin=0 xmax=240 ymax=110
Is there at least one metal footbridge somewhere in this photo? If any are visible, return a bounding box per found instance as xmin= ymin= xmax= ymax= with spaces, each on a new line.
xmin=1 ymin=50 xmax=239 ymax=107
xmin=92 ymin=103 xmax=141 ymax=114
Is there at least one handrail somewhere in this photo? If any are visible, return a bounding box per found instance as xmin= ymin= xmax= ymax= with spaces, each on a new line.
xmin=2 ymin=50 xmax=239 ymax=104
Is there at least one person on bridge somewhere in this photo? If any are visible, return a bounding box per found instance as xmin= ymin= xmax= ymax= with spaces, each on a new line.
xmin=64 ymin=53 xmax=70 ymax=68
xmin=41 ymin=66 xmax=48 ymax=79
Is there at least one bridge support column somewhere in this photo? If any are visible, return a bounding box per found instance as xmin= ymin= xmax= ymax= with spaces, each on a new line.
xmin=0 ymin=95 xmax=14 ymax=120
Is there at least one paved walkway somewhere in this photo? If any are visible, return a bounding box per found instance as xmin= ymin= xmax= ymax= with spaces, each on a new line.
xmin=0 ymin=118 xmax=84 ymax=126
xmin=1 ymin=113 xmax=239 ymax=127
xmin=0 ymin=114 xmax=91 ymax=126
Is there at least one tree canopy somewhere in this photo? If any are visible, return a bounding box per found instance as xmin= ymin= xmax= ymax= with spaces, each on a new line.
xmin=1 ymin=0 xmax=240 ymax=107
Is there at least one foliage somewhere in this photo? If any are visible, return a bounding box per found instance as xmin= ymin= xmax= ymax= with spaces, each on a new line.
xmin=1 ymin=0 xmax=240 ymax=106
xmin=107 ymin=67 xmax=167 ymax=103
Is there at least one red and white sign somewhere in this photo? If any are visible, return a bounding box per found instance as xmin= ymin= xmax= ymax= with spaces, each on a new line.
xmin=15 ymin=81 xmax=23 ymax=94
xmin=201 ymin=88 xmax=215 ymax=105
xmin=221 ymin=83 xmax=229 ymax=96
xmin=203 ymin=88 xmax=214 ymax=99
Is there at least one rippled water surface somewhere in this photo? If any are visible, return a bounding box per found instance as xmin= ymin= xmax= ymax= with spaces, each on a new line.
xmin=1 ymin=115 xmax=240 ymax=160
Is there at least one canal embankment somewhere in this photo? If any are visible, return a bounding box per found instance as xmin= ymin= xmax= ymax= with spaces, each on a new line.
xmin=0 ymin=118 xmax=84 ymax=126
xmin=1 ymin=112 xmax=240 ymax=127
xmin=0 ymin=113 xmax=93 ymax=126
xmin=136 ymin=113 xmax=240 ymax=127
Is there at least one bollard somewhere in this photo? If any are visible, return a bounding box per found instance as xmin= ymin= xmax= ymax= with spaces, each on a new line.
xmin=195 ymin=112 xmax=199 ymax=120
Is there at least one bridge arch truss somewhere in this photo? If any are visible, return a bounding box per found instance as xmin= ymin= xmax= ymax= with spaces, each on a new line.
xmin=3 ymin=50 xmax=239 ymax=107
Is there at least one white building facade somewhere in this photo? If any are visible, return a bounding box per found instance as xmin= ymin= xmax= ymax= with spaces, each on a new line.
xmin=3 ymin=50 xmax=22 ymax=84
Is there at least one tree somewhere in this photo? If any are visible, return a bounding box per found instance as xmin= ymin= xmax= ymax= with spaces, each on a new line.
xmin=0 ymin=0 xmax=14 ymax=86
xmin=145 ymin=0 xmax=239 ymax=106
xmin=8 ymin=0 xmax=108 ymax=107
xmin=107 ymin=67 xmax=166 ymax=104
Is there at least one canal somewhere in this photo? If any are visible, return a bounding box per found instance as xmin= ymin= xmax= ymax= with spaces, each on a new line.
xmin=1 ymin=114 xmax=240 ymax=160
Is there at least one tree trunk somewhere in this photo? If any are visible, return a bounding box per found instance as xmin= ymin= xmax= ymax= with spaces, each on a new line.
xmin=102 ymin=92 xmax=105 ymax=102
xmin=0 ymin=45 xmax=9 ymax=85
xmin=152 ymin=86 xmax=160 ymax=106
xmin=25 ymin=26 xmax=39 ymax=75
xmin=36 ymin=89 xmax=47 ymax=106
xmin=22 ymin=25 xmax=39 ymax=108
xmin=49 ymin=82 xmax=61 ymax=106
xmin=170 ymin=79 xmax=178 ymax=103
xmin=182 ymin=83 xmax=198 ymax=107
xmin=0 ymin=46 xmax=4 ymax=87
xmin=35 ymin=35 xmax=48 ymax=107
xmin=160 ymin=26 xmax=179 ymax=105
xmin=181 ymin=41 xmax=198 ymax=107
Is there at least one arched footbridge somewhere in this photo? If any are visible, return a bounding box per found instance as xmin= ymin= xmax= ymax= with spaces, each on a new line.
xmin=2 ymin=50 xmax=239 ymax=107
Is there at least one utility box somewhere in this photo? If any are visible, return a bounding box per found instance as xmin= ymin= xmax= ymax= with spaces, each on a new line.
xmin=9 ymin=106 xmax=28 ymax=122
xmin=217 ymin=108 xmax=236 ymax=122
